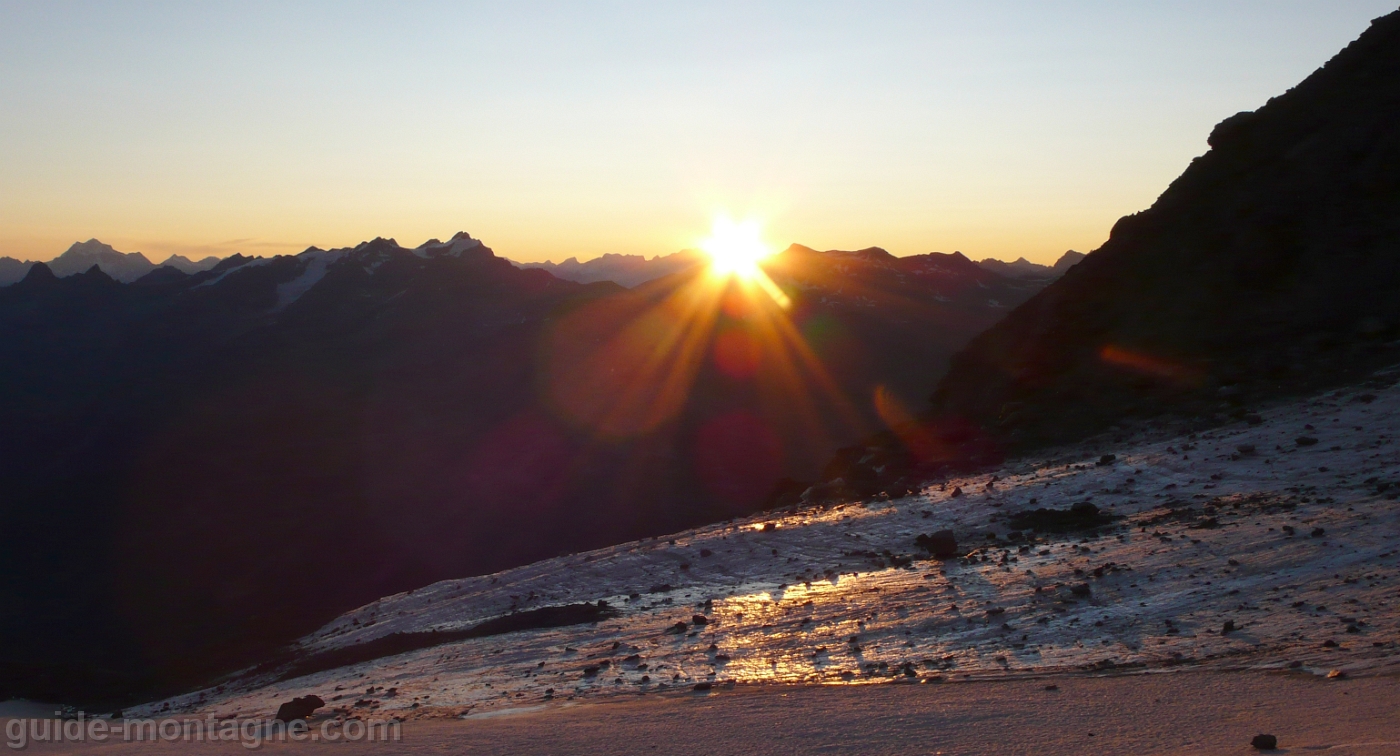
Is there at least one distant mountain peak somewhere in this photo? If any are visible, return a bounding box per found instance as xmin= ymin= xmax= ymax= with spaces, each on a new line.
xmin=45 ymin=239 xmax=153 ymax=282
xmin=515 ymin=247 xmax=703 ymax=287
xmin=415 ymin=232 xmax=487 ymax=259
xmin=68 ymin=238 xmax=113 ymax=252
xmin=60 ymin=237 xmax=146 ymax=259
xmin=158 ymin=253 xmax=223 ymax=274
xmin=0 ymin=238 xmax=223 ymax=285
xmin=975 ymin=251 xmax=1084 ymax=280
xmin=18 ymin=261 xmax=56 ymax=284
xmin=77 ymin=264 xmax=116 ymax=283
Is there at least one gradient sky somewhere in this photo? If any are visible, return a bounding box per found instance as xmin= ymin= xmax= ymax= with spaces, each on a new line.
xmin=2 ymin=1 xmax=1395 ymax=264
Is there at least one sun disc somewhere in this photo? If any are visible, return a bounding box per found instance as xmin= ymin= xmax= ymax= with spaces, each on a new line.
xmin=700 ymin=217 xmax=772 ymax=280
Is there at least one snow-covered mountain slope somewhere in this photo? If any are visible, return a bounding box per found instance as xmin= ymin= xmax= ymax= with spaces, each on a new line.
xmin=134 ymin=370 xmax=1400 ymax=721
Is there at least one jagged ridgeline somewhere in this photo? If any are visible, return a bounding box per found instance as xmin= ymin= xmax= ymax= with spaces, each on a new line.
xmin=0 ymin=239 xmax=221 ymax=284
xmin=930 ymin=10 xmax=1400 ymax=449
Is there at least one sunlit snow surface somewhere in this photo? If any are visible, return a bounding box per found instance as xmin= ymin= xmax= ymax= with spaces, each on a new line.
xmin=140 ymin=373 xmax=1400 ymax=719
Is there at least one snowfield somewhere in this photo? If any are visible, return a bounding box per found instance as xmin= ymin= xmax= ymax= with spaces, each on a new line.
xmin=135 ymin=372 xmax=1400 ymax=721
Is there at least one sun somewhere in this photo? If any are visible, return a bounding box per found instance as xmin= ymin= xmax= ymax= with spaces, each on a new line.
xmin=700 ymin=216 xmax=773 ymax=280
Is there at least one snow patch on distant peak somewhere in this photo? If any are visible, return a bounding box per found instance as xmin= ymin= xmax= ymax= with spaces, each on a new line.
xmin=275 ymin=249 xmax=346 ymax=309
xmin=192 ymin=256 xmax=273 ymax=288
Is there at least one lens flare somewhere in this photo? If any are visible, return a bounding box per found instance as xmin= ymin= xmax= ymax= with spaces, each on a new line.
xmin=541 ymin=212 xmax=860 ymax=475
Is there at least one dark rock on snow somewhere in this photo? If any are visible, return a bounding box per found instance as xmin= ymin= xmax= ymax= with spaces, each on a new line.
xmin=274 ymin=695 xmax=324 ymax=723
xmin=915 ymin=530 xmax=960 ymax=558
xmin=1006 ymin=502 xmax=1117 ymax=533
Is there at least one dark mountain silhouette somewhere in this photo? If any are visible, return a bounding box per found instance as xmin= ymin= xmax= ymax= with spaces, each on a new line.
xmin=516 ymin=249 xmax=706 ymax=287
xmin=976 ymin=250 xmax=1085 ymax=280
xmin=924 ymin=10 xmax=1400 ymax=449
xmin=157 ymin=252 xmax=223 ymax=275
xmin=0 ymin=239 xmax=221 ymax=285
xmin=0 ymin=231 xmax=1046 ymax=704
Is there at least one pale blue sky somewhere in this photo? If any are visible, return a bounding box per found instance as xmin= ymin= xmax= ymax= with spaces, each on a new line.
xmin=1 ymin=1 xmax=1394 ymax=263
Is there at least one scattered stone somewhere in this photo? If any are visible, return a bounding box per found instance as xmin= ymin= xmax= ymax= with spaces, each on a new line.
xmin=1097 ymin=454 xmax=1117 ymax=466
xmin=1327 ymin=669 xmax=1347 ymax=679
xmin=1296 ymin=436 xmax=1319 ymax=447
xmin=1236 ymin=444 xmax=1256 ymax=454
xmin=692 ymin=614 xmax=709 ymax=626
xmin=1311 ymin=527 xmax=1326 ymax=538
xmin=1222 ymin=620 xmax=1236 ymax=634
xmin=949 ymin=486 xmax=963 ymax=498
xmin=693 ymin=682 xmax=713 ymax=691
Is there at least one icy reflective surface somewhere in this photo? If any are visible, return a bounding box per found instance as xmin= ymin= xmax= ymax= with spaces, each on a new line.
xmin=139 ymin=373 xmax=1400 ymax=720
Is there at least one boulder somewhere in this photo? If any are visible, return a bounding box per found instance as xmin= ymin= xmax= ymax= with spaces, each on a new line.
xmin=1250 ymin=733 xmax=1278 ymax=750
xmin=915 ymin=530 xmax=959 ymax=558
xmin=273 ymin=695 xmax=324 ymax=723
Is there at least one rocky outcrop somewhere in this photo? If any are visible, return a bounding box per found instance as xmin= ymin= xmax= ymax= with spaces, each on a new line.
xmin=929 ymin=10 xmax=1400 ymax=449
